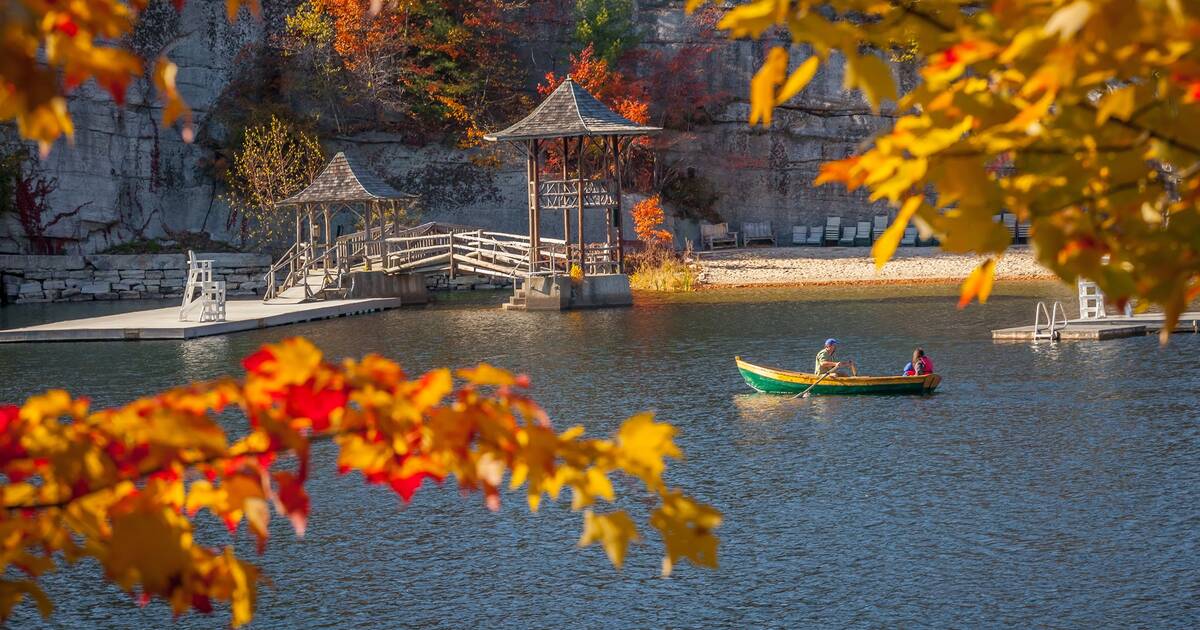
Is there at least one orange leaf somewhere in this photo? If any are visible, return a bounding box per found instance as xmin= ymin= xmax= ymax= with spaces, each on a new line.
xmin=153 ymin=58 xmax=193 ymax=142
xmin=958 ymin=258 xmax=997 ymax=309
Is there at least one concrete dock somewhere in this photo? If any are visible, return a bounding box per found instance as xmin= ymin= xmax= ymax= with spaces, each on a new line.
xmin=0 ymin=298 xmax=406 ymax=343
xmin=992 ymin=312 xmax=1200 ymax=341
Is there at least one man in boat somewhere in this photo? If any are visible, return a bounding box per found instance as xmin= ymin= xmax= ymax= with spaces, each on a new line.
xmin=815 ymin=338 xmax=856 ymax=377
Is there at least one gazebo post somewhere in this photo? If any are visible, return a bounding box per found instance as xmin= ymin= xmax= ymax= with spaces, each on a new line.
xmin=561 ymin=137 xmax=570 ymax=261
xmin=323 ymin=206 xmax=332 ymax=271
xmin=529 ymin=139 xmax=541 ymax=271
xmin=612 ymin=136 xmax=625 ymax=273
xmin=602 ymin=136 xmax=612 ymax=253
xmin=294 ymin=206 xmax=302 ymax=268
xmin=377 ymin=200 xmax=386 ymax=241
xmin=577 ymin=136 xmax=587 ymax=276
xmin=307 ymin=205 xmax=316 ymax=257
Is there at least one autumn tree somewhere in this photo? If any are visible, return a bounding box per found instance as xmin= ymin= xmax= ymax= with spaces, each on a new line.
xmin=636 ymin=4 xmax=729 ymax=131
xmin=279 ymin=1 xmax=350 ymax=133
xmin=575 ymin=0 xmax=641 ymax=64
xmin=222 ymin=116 xmax=325 ymax=245
xmin=0 ymin=338 xmax=721 ymax=626
xmin=632 ymin=195 xmax=673 ymax=248
xmin=691 ymin=0 xmax=1200 ymax=336
xmin=310 ymin=0 xmax=529 ymax=143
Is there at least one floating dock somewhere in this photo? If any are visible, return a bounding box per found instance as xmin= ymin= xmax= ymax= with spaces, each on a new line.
xmin=0 ymin=298 xmax=406 ymax=343
xmin=992 ymin=312 xmax=1200 ymax=341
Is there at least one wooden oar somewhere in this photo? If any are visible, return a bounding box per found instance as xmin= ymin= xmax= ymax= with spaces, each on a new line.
xmin=792 ymin=369 xmax=836 ymax=399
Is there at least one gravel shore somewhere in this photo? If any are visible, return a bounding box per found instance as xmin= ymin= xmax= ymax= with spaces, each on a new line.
xmin=697 ymin=245 xmax=1056 ymax=287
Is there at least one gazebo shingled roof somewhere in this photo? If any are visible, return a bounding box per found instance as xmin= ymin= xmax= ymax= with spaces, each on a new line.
xmin=483 ymin=77 xmax=661 ymax=141
xmin=279 ymin=152 xmax=416 ymax=206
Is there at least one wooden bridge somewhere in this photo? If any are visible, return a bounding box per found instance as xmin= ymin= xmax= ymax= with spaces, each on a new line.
xmin=264 ymin=222 xmax=618 ymax=302
xmin=265 ymin=76 xmax=657 ymax=309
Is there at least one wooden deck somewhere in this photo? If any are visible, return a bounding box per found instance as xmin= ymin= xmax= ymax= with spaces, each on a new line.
xmin=0 ymin=298 xmax=405 ymax=343
xmin=992 ymin=312 xmax=1200 ymax=341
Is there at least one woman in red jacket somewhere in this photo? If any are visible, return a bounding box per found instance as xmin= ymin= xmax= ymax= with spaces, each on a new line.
xmin=903 ymin=348 xmax=933 ymax=376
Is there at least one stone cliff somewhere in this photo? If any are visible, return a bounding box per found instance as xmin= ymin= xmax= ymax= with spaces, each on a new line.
xmin=0 ymin=0 xmax=902 ymax=255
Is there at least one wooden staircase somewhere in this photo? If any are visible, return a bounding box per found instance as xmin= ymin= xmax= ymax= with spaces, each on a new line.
xmin=270 ymin=270 xmax=346 ymax=303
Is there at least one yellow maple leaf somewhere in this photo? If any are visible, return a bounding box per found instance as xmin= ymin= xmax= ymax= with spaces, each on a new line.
xmin=775 ymin=56 xmax=820 ymax=106
xmin=578 ymin=510 xmax=639 ymax=569
xmin=651 ymin=491 xmax=722 ymax=576
xmin=616 ymin=413 xmax=681 ymax=490
xmin=873 ymin=195 xmax=924 ymax=270
xmin=749 ymin=46 xmax=789 ymax=126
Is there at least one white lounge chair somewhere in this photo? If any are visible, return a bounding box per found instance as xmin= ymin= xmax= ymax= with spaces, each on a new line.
xmin=838 ymin=226 xmax=857 ymax=246
xmin=855 ymin=221 xmax=871 ymax=246
xmin=792 ymin=226 xmax=807 ymax=246
xmin=806 ymin=225 xmax=822 ymax=246
xmin=900 ymin=227 xmax=917 ymax=246
xmin=823 ymin=217 xmax=841 ymax=246
xmin=872 ymin=215 xmax=888 ymax=241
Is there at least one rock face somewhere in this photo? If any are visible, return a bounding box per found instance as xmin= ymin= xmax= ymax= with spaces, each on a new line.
xmin=0 ymin=1 xmax=901 ymax=255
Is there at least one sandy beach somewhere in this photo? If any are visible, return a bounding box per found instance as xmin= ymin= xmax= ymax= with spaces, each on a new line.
xmin=696 ymin=245 xmax=1057 ymax=287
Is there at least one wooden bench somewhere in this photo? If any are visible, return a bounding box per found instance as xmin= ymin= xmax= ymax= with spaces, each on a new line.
xmin=700 ymin=222 xmax=739 ymax=249
xmin=742 ymin=221 xmax=776 ymax=246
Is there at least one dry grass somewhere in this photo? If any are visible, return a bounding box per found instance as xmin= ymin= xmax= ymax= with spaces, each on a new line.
xmin=629 ymin=247 xmax=700 ymax=292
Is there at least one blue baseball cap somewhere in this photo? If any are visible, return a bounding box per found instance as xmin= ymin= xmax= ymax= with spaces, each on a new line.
xmin=825 ymin=338 xmax=839 ymax=346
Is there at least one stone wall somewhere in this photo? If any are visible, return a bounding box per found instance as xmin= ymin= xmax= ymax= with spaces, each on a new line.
xmin=0 ymin=253 xmax=270 ymax=304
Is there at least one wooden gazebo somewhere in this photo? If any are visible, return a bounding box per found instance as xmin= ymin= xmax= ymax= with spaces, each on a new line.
xmin=276 ymin=151 xmax=418 ymax=261
xmin=484 ymin=77 xmax=659 ymax=277
xmin=264 ymin=152 xmax=418 ymax=301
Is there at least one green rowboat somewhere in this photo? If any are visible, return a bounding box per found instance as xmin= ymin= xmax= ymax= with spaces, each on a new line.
xmin=735 ymin=356 xmax=941 ymax=396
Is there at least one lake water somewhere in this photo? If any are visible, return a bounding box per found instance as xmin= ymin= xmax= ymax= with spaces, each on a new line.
xmin=3 ymin=283 xmax=1199 ymax=628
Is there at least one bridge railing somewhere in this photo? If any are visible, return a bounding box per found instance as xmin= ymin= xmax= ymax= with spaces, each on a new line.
xmin=268 ymin=222 xmax=620 ymax=302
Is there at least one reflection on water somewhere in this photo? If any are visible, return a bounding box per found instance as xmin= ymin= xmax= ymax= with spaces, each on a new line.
xmin=2 ymin=281 xmax=1199 ymax=628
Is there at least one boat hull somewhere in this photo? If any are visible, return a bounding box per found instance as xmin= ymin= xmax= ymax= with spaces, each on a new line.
xmin=735 ymin=357 xmax=941 ymax=395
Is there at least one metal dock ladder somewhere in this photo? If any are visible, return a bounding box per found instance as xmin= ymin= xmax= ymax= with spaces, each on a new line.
xmin=1033 ymin=301 xmax=1066 ymax=340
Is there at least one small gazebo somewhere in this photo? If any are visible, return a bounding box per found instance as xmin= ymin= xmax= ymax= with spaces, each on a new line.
xmin=484 ymin=77 xmax=659 ymax=277
xmin=276 ymin=151 xmax=418 ymax=260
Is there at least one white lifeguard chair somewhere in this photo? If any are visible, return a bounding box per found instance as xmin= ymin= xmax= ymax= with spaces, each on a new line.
xmin=180 ymin=250 xmax=226 ymax=322
xmin=1077 ymin=278 xmax=1132 ymax=320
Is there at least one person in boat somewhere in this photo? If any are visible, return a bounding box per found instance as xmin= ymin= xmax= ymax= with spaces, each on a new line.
xmin=815 ymin=338 xmax=856 ymax=377
xmin=903 ymin=348 xmax=934 ymax=376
